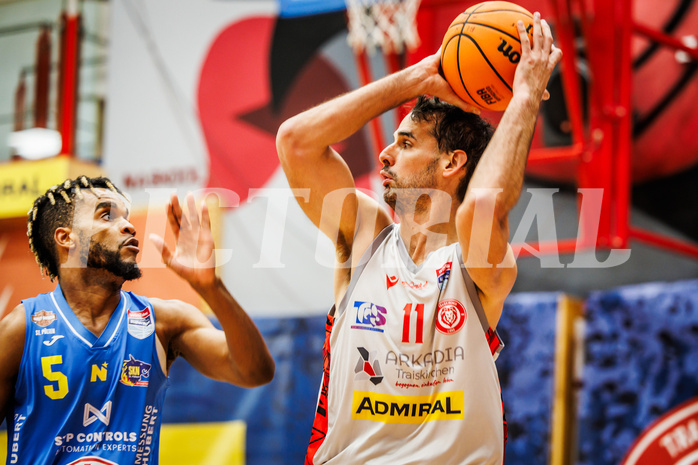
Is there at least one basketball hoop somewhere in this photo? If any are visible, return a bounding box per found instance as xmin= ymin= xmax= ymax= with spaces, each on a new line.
xmin=345 ymin=0 xmax=421 ymax=55
xmin=345 ymin=0 xmax=421 ymax=209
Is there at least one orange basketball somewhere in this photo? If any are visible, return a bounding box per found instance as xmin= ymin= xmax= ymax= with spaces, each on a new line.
xmin=441 ymin=1 xmax=534 ymax=111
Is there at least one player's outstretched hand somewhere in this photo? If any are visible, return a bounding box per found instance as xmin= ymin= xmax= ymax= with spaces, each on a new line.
xmin=513 ymin=12 xmax=563 ymax=103
xmin=150 ymin=192 xmax=217 ymax=291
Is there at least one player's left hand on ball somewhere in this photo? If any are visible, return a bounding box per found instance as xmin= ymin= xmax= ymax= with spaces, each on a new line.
xmin=513 ymin=13 xmax=563 ymax=102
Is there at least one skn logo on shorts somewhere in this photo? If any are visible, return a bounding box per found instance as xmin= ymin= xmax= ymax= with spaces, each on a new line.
xmin=351 ymin=301 xmax=387 ymax=333
xmin=352 ymin=391 xmax=465 ymax=424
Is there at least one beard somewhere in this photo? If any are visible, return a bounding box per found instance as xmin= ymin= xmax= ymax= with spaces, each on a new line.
xmin=87 ymin=242 xmax=142 ymax=280
xmin=383 ymin=157 xmax=440 ymax=213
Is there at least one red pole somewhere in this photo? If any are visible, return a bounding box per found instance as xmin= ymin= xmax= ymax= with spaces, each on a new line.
xmin=548 ymin=0 xmax=585 ymax=148
xmin=12 ymin=71 xmax=28 ymax=160
xmin=410 ymin=2 xmax=436 ymax=66
xmin=577 ymin=0 xmax=618 ymax=249
xmin=14 ymin=72 xmax=27 ymax=132
xmin=528 ymin=144 xmax=584 ymax=165
xmin=633 ymin=22 xmax=698 ymax=60
xmin=34 ymin=25 xmax=51 ymax=128
xmin=629 ymin=228 xmax=698 ymax=259
xmin=512 ymin=239 xmax=583 ymax=258
xmin=57 ymin=0 xmax=81 ymax=156
xmin=612 ymin=0 xmax=632 ymax=249
xmin=355 ymin=52 xmax=387 ymax=156
xmin=386 ymin=52 xmax=411 ymax=122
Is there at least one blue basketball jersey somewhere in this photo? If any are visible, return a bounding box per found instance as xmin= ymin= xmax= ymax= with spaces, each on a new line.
xmin=7 ymin=285 xmax=169 ymax=465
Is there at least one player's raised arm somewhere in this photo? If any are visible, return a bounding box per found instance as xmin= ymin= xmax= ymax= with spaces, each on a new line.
xmin=456 ymin=13 xmax=562 ymax=327
xmin=150 ymin=193 xmax=274 ymax=387
xmin=275 ymin=54 xmax=475 ymax=255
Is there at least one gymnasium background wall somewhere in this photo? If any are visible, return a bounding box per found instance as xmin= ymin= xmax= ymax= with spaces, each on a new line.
xmin=1 ymin=0 xmax=698 ymax=464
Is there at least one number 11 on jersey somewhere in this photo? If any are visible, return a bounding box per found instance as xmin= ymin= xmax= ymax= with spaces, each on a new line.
xmin=401 ymin=303 xmax=424 ymax=344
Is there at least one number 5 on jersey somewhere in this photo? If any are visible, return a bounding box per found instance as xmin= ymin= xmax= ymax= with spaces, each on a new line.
xmin=402 ymin=303 xmax=424 ymax=344
xmin=41 ymin=355 xmax=69 ymax=399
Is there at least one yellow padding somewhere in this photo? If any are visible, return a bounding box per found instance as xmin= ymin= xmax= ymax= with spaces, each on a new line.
xmin=160 ymin=421 xmax=246 ymax=465
xmin=0 ymin=421 xmax=246 ymax=465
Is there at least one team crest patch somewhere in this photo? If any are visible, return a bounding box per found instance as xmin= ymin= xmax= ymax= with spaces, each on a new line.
xmin=31 ymin=310 xmax=56 ymax=327
xmin=68 ymin=458 xmax=119 ymax=465
xmin=120 ymin=355 xmax=151 ymax=387
xmin=435 ymin=299 xmax=466 ymax=335
xmin=127 ymin=307 xmax=154 ymax=339
xmin=436 ymin=262 xmax=452 ymax=290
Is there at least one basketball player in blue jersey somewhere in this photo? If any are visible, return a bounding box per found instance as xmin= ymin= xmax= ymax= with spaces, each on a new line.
xmin=277 ymin=14 xmax=561 ymax=465
xmin=0 ymin=176 xmax=274 ymax=464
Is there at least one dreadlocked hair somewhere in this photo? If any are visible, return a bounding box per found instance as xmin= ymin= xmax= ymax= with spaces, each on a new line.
xmin=410 ymin=96 xmax=494 ymax=202
xmin=27 ymin=176 xmax=124 ymax=281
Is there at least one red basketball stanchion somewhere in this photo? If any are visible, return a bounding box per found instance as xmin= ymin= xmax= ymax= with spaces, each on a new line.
xmin=355 ymin=52 xmax=387 ymax=157
xmin=14 ymin=72 xmax=26 ymax=134
xmin=525 ymin=0 xmax=698 ymax=259
xmin=34 ymin=26 xmax=51 ymax=129
xmin=614 ymin=0 xmax=633 ymax=249
xmin=346 ymin=0 xmax=698 ymax=259
xmin=633 ymin=22 xmax=698 ymax=61
xmin=11 ymin=72 xmax=27 ymax=160
xmin=57 ymin=0 xmax=81 ymax=157
xmin=528 ymin=0 xmax=585 ymax=169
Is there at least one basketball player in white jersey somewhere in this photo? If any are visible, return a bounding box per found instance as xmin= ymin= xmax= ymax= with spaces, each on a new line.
xmin=277 ymin=14 xmax=561 ymax=465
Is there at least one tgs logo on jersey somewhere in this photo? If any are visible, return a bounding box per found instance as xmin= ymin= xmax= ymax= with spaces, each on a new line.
xmin=120 ymin=355 xmax=151 ymax=387
xmin=351 ymin=301 xmax=387 ymax=333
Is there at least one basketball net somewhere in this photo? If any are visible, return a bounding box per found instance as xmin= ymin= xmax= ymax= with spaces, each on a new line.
xmin=345 ymin=0 xmax=421 ymax=55
xmin=345 ymin=0 xmax=420 ymax=217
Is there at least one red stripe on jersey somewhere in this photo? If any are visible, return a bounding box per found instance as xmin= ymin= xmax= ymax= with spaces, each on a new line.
xmin=487 ymin=327 xmax=507 ymax=460
xmin=305 ymin=314 xmax=335 ymax=465
xmin=486 ymin=327 xmax=501 ymax=356
xmin=502 ymin=393 xmax=508 ymax=462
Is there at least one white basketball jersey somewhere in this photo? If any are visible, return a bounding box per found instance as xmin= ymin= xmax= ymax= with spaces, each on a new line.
xmin=307 ymin=224 xmax=506 ymax=465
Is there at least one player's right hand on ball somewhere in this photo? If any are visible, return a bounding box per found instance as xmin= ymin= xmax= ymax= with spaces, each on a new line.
xmin=415 ymin=50 xmax=482 ymax=115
